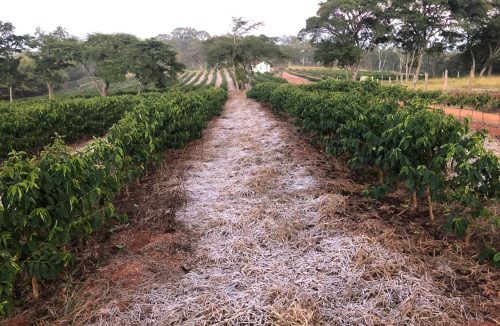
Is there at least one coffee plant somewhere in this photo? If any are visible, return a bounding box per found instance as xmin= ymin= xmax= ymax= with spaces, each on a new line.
xmin=0 ymin=87 xmax=227 ymax=314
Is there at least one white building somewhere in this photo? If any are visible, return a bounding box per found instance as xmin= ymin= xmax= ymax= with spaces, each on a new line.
xmin=252 ymin=61 xmax=271 ymax=74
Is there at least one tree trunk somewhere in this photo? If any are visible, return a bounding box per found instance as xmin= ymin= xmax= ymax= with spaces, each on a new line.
xmin=399 ymin=57 xmax=403 ymax=83
xmin=479 ymin=63 xmax=487 ymax=77
xmin=443 ymin=69 xmax=448 ymax=91
xmin=409 ymin=51 xmax=416 ymax=82
xmin=488 ymin=64 xmax=493 ymax=77
xmin=412 ymin=50 xmax=424 ymax=90
xmin=32 ymin=276 xmax=40 ymax=299
xmin=9 ymin=86 xmax=13 ymax=103
xmin=84 ymin=64 xmax=104 ymax=95
xmin=47 ymin=82 xmax=54 ymax=100
xmin=468 ymin=50 xmax=476 ymax=93
xmin=404 ymin=53 xmax=410 ymax=83
xmin=464 ymin=222 xmax=473 ymax=247
xmin=426 ymin=186 xmax=434 ymax=221
xmin=378 ymin=169 xmax=384 ymax=184
xmin=233 ymin=65 xmax=240 ymax=91
xmin=352 ymin=62 xmax=361 ymax=81
xmin=411 ymin=191 xmax=418 ymax=212
xmin=137 ymin=83 xmax=142 ymax=95
xmin=102 ymin=81 xmax=110 ymax=97
xmin=378 ymin=48 xmax=383 ymax=71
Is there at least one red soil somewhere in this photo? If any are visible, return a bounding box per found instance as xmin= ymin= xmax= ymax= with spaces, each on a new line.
xmin=434 ymin=106 xmax=500 ymax=137
xmin=281 ymin=71 xmax=311 ymax=85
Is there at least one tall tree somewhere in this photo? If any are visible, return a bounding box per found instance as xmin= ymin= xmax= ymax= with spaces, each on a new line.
xmin=390 ymin=0 xmax=452 ymax=88
xmin=0 ymin=21 xmax=31 ymax=102
xmin=476 ymin=4 xmax=500 ymax=76
xmin=32 ymin=27 xmax=80 ymax=99
xmin=204 ymin=35 xmax=284 ymax=89
xmin=301 ymin=0 xmax=388 ymax=80
xmin=131 ymin=38 xmax=184 ymax=93
xmin=228 ymin=17 xmax=265 ymax=90
xmin=0 ymin=57 xmax=24 ymax=102
xmin=449 ymin=0 xmax=490 ymax=86
xmin=84 ymin=33 xmax=139 ymax=96
xmin=231 ymin=17 xmax=264 ymax=43
xmin=204 ymin=36 xmax=234 ymax=68
xmin=277 ymin=36 xmax=316 ymax=66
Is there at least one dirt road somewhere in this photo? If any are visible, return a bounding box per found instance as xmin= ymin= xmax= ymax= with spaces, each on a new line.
xmin=205 ymin=69 xmax=214 ymax=85
xmin=281 ymin=71 xmax=311 ymax=85
xmin=215 ymin=70 xmax=223 ymax=88
xmin=437 ymin=106 xmax=500 ymax=137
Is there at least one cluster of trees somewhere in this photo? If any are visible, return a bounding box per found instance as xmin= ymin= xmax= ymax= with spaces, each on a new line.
xmin=157 ymin=27 xmax=210 ymax=69
xmin=203 ymin=17 xmax=286 ymax=90
xmin=0 ymin=22 xmax=184 ymax=101
xmin=276 ymin=35 xmax=316 ymax=66
xmin=301 ymin=0 xmax=500 ymax=84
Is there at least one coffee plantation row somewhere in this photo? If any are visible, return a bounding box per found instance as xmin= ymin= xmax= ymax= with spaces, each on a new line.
xmin=248 ymin=80 xmax=499 ymax=245
xmin=288 ymin=69 xmax=500 ymax=112
xmin=0 ymin=95 xmax=143 ymax=159
xmin=0 ymin=87 xmax=227 ymax=314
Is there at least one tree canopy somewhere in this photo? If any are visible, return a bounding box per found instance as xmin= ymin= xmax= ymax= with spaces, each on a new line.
xmin=131 ymin=38 xmax=185 ymax=91
xmin=301 ymin=0 xmax=388 ymax=80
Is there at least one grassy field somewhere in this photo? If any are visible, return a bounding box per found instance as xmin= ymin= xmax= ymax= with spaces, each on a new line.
xmin=413 ymin=76 xmax=500 ymax=94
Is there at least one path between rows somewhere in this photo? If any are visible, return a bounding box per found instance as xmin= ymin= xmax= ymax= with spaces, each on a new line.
xmin=186 ymin=71 xmax=200 ymax=85
xmin=195 ymin=71 xmax=207 ymax=86
xmin=215 ymin=70 xmax=223 ymax=88
xmin=89 ymin=89 xmax=482 ymax=325
xmin=281 ymin=71 xmax=311 ymax=85
xmin=205 ymin=70 xmax=214 ymax=86
xmin=224 ymin=68 xmax=237 ymax=91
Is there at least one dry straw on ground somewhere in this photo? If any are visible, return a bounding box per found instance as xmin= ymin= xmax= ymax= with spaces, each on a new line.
xmin=83 ymin=92 xmax=488 ymax=326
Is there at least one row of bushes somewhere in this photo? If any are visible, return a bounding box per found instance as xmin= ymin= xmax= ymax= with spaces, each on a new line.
xmin=290 ymin=69 xmax=500 ymax=112
xmin=291 ymin=68 xmax=399 ymax=80
xmin=248 ymin=81 xmax=498 ymax=245
xmin=0 ymin=87 xmax=228 ymax=314
xmin=0 ymin=95 xmax=145 ymax=159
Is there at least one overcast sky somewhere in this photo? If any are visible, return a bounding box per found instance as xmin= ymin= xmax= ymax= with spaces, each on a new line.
xmin=3 ymin=0 xmax=320 ymax=38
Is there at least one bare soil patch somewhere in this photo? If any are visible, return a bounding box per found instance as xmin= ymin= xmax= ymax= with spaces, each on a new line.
xmin=281 ymin=71 xmax=311 ymax=85
xmin=215 ymin=70 xmax=223 ymax=88
xmin=205 ymin=69 xmax=214 ymax=85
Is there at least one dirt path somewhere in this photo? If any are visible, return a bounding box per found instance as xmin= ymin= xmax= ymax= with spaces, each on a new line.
xmin=186 ymin=72 xmax=200 ymax=85
xmin=282 ymin=71 xmax=311 ymax=85
xmin=85 ymin=91 xmax=491 ymax=325
xmin=224 ymin=69 xmax=237 ymax=91
xmin=215 ymin=70 xmax=223 ymax=88
xmin=205 ymin=70 xmax=214 ymax=86
xmin=194 ymin=71 xmax=206 ymax=86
